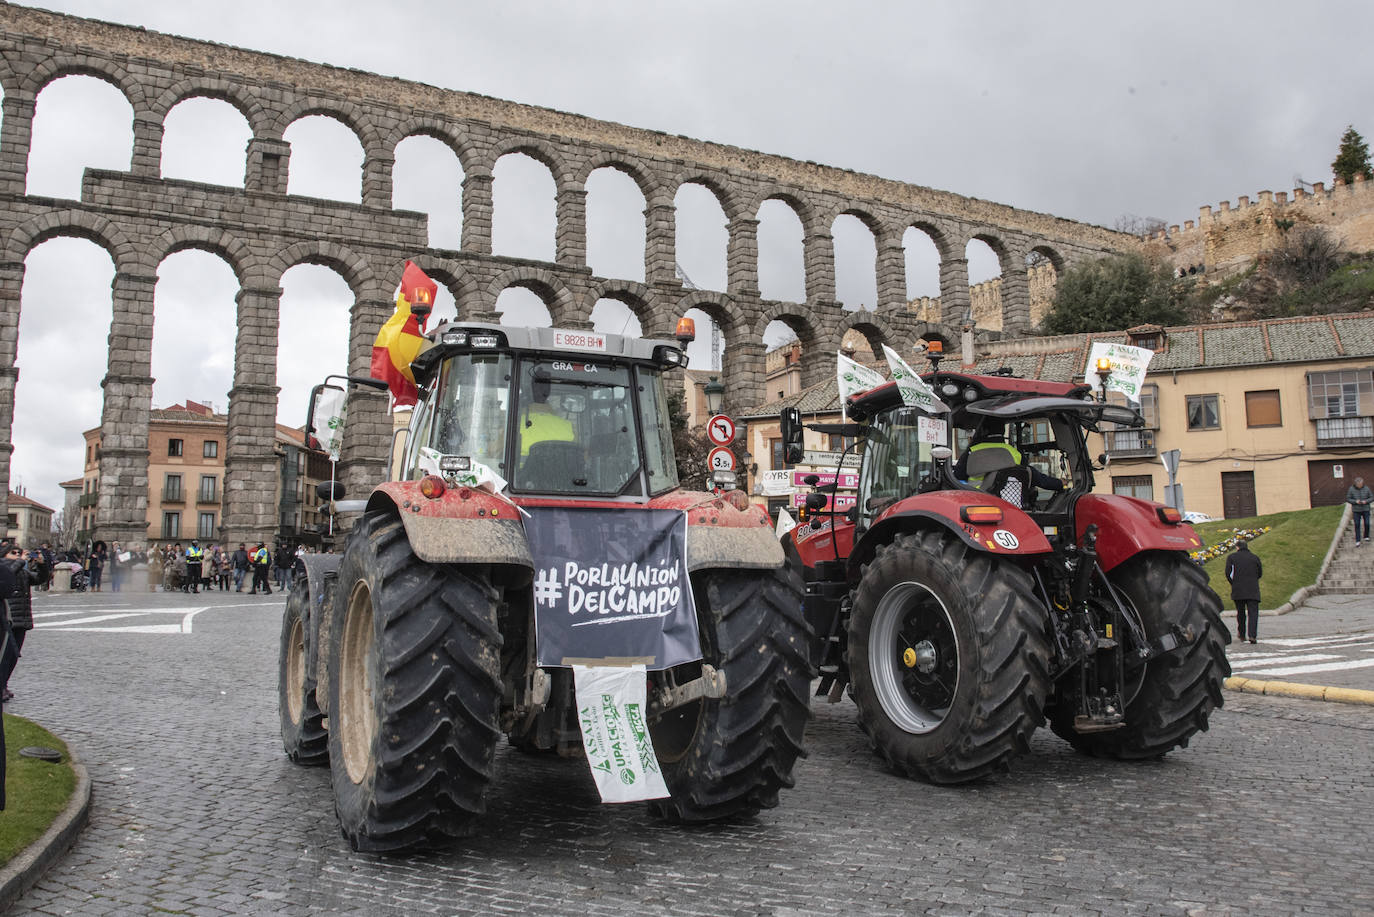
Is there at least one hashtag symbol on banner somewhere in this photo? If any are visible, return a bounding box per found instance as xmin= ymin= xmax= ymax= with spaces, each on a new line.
xmin=533 ymin=568 xmax=563 ymax=607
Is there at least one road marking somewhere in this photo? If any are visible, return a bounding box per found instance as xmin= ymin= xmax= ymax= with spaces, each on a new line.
xmin=35 ymin=607 xmax=208 ymax=634
xmin=1258 ymin=633 xmax=1374 ymax=647
xmin=1241 ymin=658 xmax=1374 ymax=678
xmin=1235 ymin=653 xmax=1344 ymax=667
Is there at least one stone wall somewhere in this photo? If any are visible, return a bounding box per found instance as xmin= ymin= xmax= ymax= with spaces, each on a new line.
xmin=0 ymin=2 xmax=1134 ymax=546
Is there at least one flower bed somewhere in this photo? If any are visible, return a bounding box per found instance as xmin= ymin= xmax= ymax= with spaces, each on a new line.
xmin=1190 ymin=526 xmax=1271 ymax=565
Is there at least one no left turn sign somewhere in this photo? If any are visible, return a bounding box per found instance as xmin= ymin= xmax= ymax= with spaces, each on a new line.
xmin=707 ymin=414 xmax=736 ymax=446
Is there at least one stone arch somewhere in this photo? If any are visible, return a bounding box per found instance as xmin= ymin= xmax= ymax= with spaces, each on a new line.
xmin=675 ymin=289 xmax=743 ymax=338
xmin=751 ymin=301 xmax=823 ymax=345
xmin=265 ymin=240 xmax=378 ymax=298
xmin=487 ymin=265 xmax=580 ymax=324
xmin=5 ymin=209 xmax=139 ymax=272
xmin=588 ymin=279 xmax=652 ymax=317
xmin=274 ymin=97 xmax=381 ymax=152
xmin=153 ymin=78 xmax=270 ymax=135
xmin=577 ymin=152 xmax=659 ymax=201
xmin=834 ymin=309 xmax=898 ymax=356
xmin=19 ymin=53 xmax=147 ymax=110
xmin=388 ymin=115 xmax=475 ymax=164
xmin=671 ymin=172 xmax=743 ymax=221
xmin=750 ymin=187 xmax=815 ymax=227
xmin=490 ymin=137 xmax=573 ymax=186
xmin=147 ymin=225 xmax=256 ymax=288
xmin=1027 ymin=242 xmax=1067 ymax=272
xmin=907 ymin=218 xmax=957 ymax=262
xmin=969 ymin=229 xmax=1014 ymax=274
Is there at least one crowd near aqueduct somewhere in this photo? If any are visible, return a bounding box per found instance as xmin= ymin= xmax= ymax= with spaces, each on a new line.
xmin=0 ymin=2 xmax=1132 ymax=549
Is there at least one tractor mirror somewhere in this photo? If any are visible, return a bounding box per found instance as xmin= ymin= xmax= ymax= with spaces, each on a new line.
xmin=305 ymin=383 xmax=347 ymax=457
xmin=780 ymin=407 xmax=804 ymax=464
xmin=1098 ymin=452 xmax=1109 ymax=467
xmin=804 ymin=492 xmax=828 ymax=511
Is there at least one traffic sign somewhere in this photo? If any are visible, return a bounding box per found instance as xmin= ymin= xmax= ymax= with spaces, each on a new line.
xmin=708 ymin=447 xmax=736 ymax=472
xmin=706 ymin=414 xmax=736 ymax=446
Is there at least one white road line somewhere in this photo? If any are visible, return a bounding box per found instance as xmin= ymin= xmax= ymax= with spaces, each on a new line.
xmin=1259 ymin=633 xmax=1374 ymax=647
xmin=1238 ymin=658 xmax=1374 ymax=677
xmin=37 ymin=607 xmax=209 ymax=634
xmin=1232 ymin=653 xmax=1344 ymax=668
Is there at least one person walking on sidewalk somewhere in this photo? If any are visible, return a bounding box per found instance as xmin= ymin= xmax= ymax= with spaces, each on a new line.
xmin=1225 ymin=540 xmax=1263 ymax=644
xmin=1347 ymin=476 xmax=1373 ymax=547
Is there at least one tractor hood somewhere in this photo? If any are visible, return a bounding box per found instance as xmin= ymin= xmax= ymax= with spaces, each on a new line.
xmin=965 ymin=396 xmax=1143 ymax=431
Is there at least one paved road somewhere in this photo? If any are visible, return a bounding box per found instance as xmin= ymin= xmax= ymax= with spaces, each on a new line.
xmin=6 ymin=589 xmax=1374 ymax=915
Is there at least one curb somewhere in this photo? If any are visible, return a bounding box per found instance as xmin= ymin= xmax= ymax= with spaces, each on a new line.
xmin=1225 ymin=675 xmax=1374 ymax=707
xmin=0 ymin=744 xmax=91 ymax=912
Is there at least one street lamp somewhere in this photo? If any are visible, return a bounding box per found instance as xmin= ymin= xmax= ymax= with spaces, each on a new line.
xmin=704 ymin=376 xmax=725 ymax=415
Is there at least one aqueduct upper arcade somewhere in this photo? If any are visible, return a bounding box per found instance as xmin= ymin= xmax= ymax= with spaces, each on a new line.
xmin=0 ymin=3 xmax=1132 ymax=548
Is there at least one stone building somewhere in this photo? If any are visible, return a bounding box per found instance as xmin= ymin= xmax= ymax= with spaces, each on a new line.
xmin=742 ymin=310 xmax=1374 ymax=520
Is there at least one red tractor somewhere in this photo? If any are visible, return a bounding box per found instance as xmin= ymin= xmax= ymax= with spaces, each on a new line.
xmin=782 ymin=355 xmax=1230 ymax=783
xmin=279 ymin=321 xmax=812 ymax=851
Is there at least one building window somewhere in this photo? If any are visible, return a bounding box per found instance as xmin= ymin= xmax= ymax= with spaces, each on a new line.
xmin=203 ymin=440 xmax=218 ymax=458
xmin=162 ymin=512 xmax=180 ymax=539
xmin=1307 ymin=369 xmax=1372 ymax=419
xmin=163 ymin=474 xmax=183 ymax=502
xmin=168 ymin=438 xmax=183 ymax=457
xmin=198 ymin=512 xmax=216 ymax=540
xmin=828 ymin=433 xmax=856 ymax=453
xmin=1186 ymin=394 xmax=1220 ymax=431
xmin=1129 ymin=333 xmax=1160 ymax=351
xmin=198 ymin=475 xmax=217 ymax=503
xmin=1245 ymin=390 xmax=1282 ymax=428
xmin=770 ymin=437 xmax=789 ymax=470
xmin=1112 ymin=475 xmax=1154 ymax=500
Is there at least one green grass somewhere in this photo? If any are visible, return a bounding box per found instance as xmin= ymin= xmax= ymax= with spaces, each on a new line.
xmin=0 ymin=714 xmax=76 ymax=866
xmin=1192 ymin=504 xmax=1345 ymax=607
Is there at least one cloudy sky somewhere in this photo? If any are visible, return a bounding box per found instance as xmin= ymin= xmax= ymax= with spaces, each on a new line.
xmin=10 ymin=0 xmax=1374 ymax=515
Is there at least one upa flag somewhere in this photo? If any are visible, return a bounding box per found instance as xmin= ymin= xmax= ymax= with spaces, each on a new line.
xmin=371 ymin=261 xmax=439 ymax=407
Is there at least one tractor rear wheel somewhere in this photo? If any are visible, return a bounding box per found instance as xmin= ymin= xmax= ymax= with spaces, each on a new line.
xmin=327 ymin=511 xmax=503 ymax=852
xmin=1049 ymin=552 xmax=1230 ymax=758
xmin=278 ymin=583 xmax=328 ymax=766
xmin=647 ymin=566 xmax=813 ymax=822
xmin=848 ymin=530 xmax=1051 ymax=784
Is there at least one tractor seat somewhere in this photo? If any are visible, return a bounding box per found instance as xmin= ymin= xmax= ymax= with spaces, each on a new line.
xmin=964 ymin=444 xmax=1019 ymax=479
xmin=519 ymin=440 xmax=586 ymax=491
xmin=982 ymin=465 xmax=1032 ymax=508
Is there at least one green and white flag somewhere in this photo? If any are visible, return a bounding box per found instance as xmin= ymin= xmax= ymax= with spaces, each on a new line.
xmin=572 ymin=664 xmax=670 ymax=803
xmin=882 ymin=344 xmax=949 ymax=413
xmin=315 ymin=387 xmax=348 ymax=461
xmin=1085 ymin=341 xmax=1154 ymax=403
xmin=837 ymin=351 xmax=886 ymax=406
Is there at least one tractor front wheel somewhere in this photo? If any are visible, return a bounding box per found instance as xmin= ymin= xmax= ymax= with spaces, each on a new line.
xmin=278 ymin=583 xmax=328 ymax=766
xmin=647 ymin=566 xmax=813 ymax=822
xmin=326 ymin=511 xmax=503 ymax=852
xmin=848 ymin=530 xmax=1051 ymax=783
xmin=1049 ymin=552 xmax=1230 ymax=758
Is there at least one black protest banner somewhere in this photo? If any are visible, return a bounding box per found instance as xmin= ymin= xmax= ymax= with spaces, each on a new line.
xmin=527 ymin=507 xmax=700 ymax=669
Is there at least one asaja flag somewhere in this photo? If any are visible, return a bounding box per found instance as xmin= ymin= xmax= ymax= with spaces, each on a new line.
xmin=371 ymin=261 xmax=439 ymax=407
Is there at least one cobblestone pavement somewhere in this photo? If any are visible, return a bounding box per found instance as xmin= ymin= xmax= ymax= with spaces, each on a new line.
xmin=7 ymin=590 xmax=1374 ymax=916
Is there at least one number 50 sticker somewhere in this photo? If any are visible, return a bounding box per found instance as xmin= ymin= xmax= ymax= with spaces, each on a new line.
xmin=992 ymin=529 xmax=1019 ymax=549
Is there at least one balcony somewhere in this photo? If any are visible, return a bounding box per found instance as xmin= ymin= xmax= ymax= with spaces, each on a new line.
xmin=1315 ymin=416 xmax=1374 ymax=448
xmin=1105 ymin=429 xmax=1156 ymax=459
xmin=161 ymin=488 xmax=184 ymax=504
xmin=78 ymin=491 xmax=98 ymax=508
xmin=196 ymin=490 xmax=217 ymax=505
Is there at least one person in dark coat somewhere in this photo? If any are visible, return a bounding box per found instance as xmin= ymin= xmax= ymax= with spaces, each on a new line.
xmin=1225 ymin=541 xmax=1263 ymax=644
xmin=1347 ymin=476 xmax=1373 ymax=546
xmin=1 ymin=543 xmax=43 ymax=701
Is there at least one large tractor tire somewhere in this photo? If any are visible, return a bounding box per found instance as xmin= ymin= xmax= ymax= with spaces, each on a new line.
xmin=326 ymin=511 xmax=503 ymax=852
xmin=278 ymin=583 xmax=328 ymax=766
xmin=647 ymin=565 xmax=813 ymax=822
xmin=1049 ymin=552 xmax=1230 ymax=758
xmin=847 ymin=530 xmax=1051 ymax=784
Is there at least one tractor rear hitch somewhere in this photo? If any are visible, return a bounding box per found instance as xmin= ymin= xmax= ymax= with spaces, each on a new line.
xmin=648 ymin=664 xmax=726 ymax=720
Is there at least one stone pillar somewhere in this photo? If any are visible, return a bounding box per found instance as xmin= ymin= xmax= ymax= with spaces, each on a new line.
xmin=362 ymin=150 xmax=394 ymax=210
xmin=338 ymin=295 xmax=393 ymax=501
xmin=555 ymin=185 xmax=588 ymax=268
xmin=0 ymin=261 xmax=24 ymax=526
xmin=804 ymin=231 xmax=836 ymax=303
xmin=937 ymin=257 xmax=970 ymax=327
xmin=131 ymin=114 xmax=164 ymax=178
xmin=96 ymin=272 xmax=158 ymax=550
xmin=245 ymin=138 xmax=291 ymax=194
xmin=0 ymin=93 xmax=36 ymax=195
xmin=722 ymin=337 xmax=766 ymax=417
xmin=461 ymin=169 xmax=494 ymax=254
xmin=644 ymin=199 xmax=678 ymax=286
xmin=1000 ymin=266 xmax=1031 ymax=337
xmin=726 ymin=217 xmax=760 ymax=297
xmin=224 ymin=286 xmax=283 ymax=547
xmin=876 ymin=241 xmax=907 ymax=310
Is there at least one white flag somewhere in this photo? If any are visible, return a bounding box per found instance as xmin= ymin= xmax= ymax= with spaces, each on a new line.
xmin=882 ymin=345 xmax=949 ymax=413
xmin=572 ymin=665 xmax=670 ymax=803
xmin=837 ymin=352 xmax=886 ymax=405
xmin=775 ymin=507 xmax=798 ymax=540
xmin=314 ymin=387 xmax=347 ymax=461
xmin=1085 ymin=342 xmax=1154 ymax=402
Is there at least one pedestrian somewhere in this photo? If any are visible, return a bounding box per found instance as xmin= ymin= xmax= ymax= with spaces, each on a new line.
xmin=1 ymin=543 xmax=44 ymax=701
xmin=185 ymin=540 xmax=204 ymax=594
xmin=36 ymin=542 xmax=54 ymax=592
xmin=232 ymin=543 xmax=250 ymax=592
xmin=1225 ymin=540 xmax=1263 ymax=645
xmin=273 ymin=543 xmax=291 ymax=591
xmin=1346 ymin=476 xmax=1373 ymax=547
xmin=250 ymin=542 xmax=272 ymax=595
xmin=109 ymin=541 xmax=124 ymax=593
xmin=88 ymin=541 xmax=106 ymax=592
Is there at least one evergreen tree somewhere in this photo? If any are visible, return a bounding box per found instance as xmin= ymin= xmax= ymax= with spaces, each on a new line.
xmin=1332 ymin=125 xmax=1373 ymax=185
xmin=1040 ymin=253 xmax=1185 ymax=335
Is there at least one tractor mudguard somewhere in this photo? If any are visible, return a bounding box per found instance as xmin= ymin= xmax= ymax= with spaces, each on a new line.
xmin=367 ymin=482 xmax=534 ymax=569
xmin=1075 ymin=493 xmax=1204 ymax=572
xmin=848 ymin=490 xmax=1052 ymax=576
xmin=649 ymin=490 xmax=785 ymax=572
xmin=790 ymin=516 xmax=856 ymax=571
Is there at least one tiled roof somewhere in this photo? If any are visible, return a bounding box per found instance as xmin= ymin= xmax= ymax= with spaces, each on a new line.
xmin=7 ymin=491 xmax=53 ymax=513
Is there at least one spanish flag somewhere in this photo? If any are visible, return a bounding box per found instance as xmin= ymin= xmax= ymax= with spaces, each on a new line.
xmin=371 ymin=261 xmax=438 ymax=407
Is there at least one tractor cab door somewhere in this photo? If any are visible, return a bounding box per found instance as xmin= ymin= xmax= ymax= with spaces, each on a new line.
xmin=856 ymin=405 xmax=941 ymax=533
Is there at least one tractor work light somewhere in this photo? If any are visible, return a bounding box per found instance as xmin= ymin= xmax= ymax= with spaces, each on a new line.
xmin=439 ymin=455 xmax=471 ymax=474
xmin=960 ymin=505 xmax=1004 ymax=525
xmin=1157 ymin=506 xmax=1183 ymax=524
xmin=940 ymin=382 xmax=961 ymax=398
xmin=654 ymin=345 xmax=689 ymax=368
xmin=440 ymin=331 xmax=468 ymax=346
xmin=469 ymin=333 xmax=502 ymax=348
xmin=710 ymin=470 xmax=738 ymax=490
xmin=419 ymin=474 xmax=446 ymax=499
xmin=675 ymin=316 xmax=697 ymax=344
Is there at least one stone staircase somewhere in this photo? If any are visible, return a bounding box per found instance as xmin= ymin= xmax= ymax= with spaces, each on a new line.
xmin=1316 ymin=511 xmax=1374 ymax=594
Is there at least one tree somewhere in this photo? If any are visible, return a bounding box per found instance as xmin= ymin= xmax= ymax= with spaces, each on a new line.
xmin=667 ymin=388 xmax=712 ymax=491
xmin=1271 ymin=224 xmax=1344 ymax=289
xmin=1040 ymin=252 xmax=1185 ymax=335
xmin=1113 ymin=214 xmax=1168 ymax=237
xmin=1332 ymin=125 xmax=1373 ymax=185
